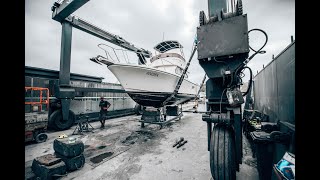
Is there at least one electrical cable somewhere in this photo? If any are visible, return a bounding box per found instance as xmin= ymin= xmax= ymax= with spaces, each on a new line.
xmin=248 ymin=29 xmax=268 ymax=54
xmin=213 ymin=57 xmax=227 ymax=64
xmin=235 ymin=28 xmax=268 ymax=75
xmin=240 ymin=66 xmax=253 ymax=96
xmin=219 ymin=88 xmax=227 ymax=114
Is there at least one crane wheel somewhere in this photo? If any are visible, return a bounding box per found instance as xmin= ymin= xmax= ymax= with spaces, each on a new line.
xmin=210 ymin=124 xmax=236 ymax=180
xmin=49 ymin=110 xmax=75 ymax=131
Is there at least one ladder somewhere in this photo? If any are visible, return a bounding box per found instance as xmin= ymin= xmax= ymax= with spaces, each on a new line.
xmin=196 ymin=74 xmax=207 ymax=98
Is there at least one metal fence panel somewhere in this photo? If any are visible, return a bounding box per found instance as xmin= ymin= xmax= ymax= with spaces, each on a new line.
xmin=275 ymin=43 xmax=295 ymax=124
xmin=253 ymin=42 xmax=295 ymax=123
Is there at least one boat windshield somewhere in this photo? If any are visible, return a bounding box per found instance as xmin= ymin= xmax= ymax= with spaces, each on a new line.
xmin=154 ymin=40 xmax=183 ymax=53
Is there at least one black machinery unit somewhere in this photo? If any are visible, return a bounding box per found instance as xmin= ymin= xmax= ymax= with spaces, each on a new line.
xmin=196 ymin=0 xmax=267 ymax=179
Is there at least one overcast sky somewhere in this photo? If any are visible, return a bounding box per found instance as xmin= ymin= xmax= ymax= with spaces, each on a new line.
xmin=25 ymin=0 xmax=295 ymax=85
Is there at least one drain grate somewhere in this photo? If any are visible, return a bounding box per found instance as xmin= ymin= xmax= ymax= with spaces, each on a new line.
xmin=90 ymin=152 xmax=114 ymax=164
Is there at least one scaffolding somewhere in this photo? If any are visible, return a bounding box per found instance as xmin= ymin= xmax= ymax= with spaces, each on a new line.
xmin=25 ymin=87 xmax=50 ymax=112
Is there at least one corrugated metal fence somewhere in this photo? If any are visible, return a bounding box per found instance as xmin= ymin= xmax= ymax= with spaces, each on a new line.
xmin=252 ymin=41 xmax=295 ymax=124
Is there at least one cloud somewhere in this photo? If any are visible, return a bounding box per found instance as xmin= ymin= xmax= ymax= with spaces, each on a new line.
xmin=25 ymin=0 xmax=294 ymax=85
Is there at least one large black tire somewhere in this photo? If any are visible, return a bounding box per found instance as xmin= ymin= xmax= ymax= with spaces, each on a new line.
xmin=49 ymin=110 xmax=75 ymax=131
xmin=134 ymin=104 xmax=143 ymax=115
xmin=210 ymin=124 xmax=236 ymax=180
xmin=47 ymin=100 xmax=61 ymax=130
xmin=48 ymin=112 xmax=57 ymax=130
xmin=55 ymin=153 xmax=85 ymax=172
xmin=53 ymin=138 xmax=84 ymax=158
xmin=32 ymin=160 xmax=66 ymax=180
xmin=35 ymin=133 xmax=48 ymax=143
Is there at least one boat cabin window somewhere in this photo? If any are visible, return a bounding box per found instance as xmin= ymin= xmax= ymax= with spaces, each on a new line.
xmin=150 ymin=53 xmax=185 ymax=63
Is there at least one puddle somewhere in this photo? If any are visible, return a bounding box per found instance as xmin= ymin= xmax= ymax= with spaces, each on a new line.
xmin=97 ymin=145 xmax=106 ymax=149
xmin=123 ymin=135 xmax=137 ymax=142
xmin=121 ymin=130 xmax=155 ymax=145
xmin=136 ymin=130 xmax=154 ymax=138
xmin=90 ymin=152 xmax=114 ymax=164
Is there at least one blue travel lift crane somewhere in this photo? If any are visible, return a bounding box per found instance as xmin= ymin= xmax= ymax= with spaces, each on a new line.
xmin=49 ymin=0 xmax=152 ymax=131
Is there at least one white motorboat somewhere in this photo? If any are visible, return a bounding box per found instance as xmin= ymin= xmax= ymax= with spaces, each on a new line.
xmin=90 ymin=40 xmax=199 ymax=108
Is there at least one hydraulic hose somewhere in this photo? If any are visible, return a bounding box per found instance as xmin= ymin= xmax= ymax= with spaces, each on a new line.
xmin=235 ymin=28 xmax=268 ymax=75
xmin=247 ymin=28 xmax=268 ymax=61
xmin=240 ymin=66 xmax=253 ymax=96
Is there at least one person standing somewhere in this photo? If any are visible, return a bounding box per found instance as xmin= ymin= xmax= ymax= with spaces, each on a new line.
xmin=99 ymin=96 xmax=111 ymax=128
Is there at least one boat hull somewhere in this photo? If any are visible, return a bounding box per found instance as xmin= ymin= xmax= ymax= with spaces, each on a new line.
xmin=127 ymin=91 xmax=196 ymax=107
xmin=108 ymin=64 xmax=199 ymax=107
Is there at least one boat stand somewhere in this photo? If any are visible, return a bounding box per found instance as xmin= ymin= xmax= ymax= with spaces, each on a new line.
xmin=72 ymin=113 xmax=94 ymax=135
xmin=139 ymin=106 xmax=183 ymax=129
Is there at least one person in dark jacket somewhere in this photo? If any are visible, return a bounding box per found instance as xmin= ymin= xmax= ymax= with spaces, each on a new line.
xmin=99 ymin=96 xmax=111 ymax=128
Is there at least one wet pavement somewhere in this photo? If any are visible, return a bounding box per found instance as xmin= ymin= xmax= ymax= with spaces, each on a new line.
xmin=25 ymin=102 xmax=259 ymax=180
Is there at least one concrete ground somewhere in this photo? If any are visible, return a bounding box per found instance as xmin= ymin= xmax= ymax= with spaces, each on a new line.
xmin=25 ymin=102 xmax=259 ymax=180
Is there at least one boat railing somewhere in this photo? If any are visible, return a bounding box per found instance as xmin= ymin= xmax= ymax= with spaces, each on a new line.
xmin=97 ymin=43 xmax=134 ymax=64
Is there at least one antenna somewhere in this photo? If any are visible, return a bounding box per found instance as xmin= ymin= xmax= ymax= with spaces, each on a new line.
xmin=162 ymin=32 xmax=165 ymax=41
